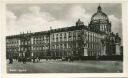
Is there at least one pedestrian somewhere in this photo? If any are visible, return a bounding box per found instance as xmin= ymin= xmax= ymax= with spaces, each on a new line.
xmin=36 ymin=57 xmax=39 ymax=62
xmin=23 ymin=57 xmax=26 ymax=64
xmin=39 ymin=57 xmax=41 ymax=62
xmin=33 ymin=58 xmax=35 ymax=63
xmin=68 ymin=57 xmax=70 ymax=62
xmin=46 ymin=57 xmax=48 ymax=61
xmin=70 ymin=56 xmax=73 ymax=62
xmin=9 ymin=58 xmax=11 ymax=64
xmin=9 ymin=58 xmax=13 ymax=64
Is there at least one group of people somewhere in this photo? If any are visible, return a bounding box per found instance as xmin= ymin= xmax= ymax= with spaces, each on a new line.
xmin=8 ymin=55 xmax=74 ymax=64
xmin=61 ymin=56 xmax=74 ymax=62
xmin=8 ymin=57 xmax=41 ymax=64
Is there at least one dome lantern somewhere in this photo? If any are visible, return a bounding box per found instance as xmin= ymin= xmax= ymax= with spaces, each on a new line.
xmin=97 ymin=4 xmax=102 ymax=12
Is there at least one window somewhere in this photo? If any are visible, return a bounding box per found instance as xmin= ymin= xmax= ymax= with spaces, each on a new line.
xmin=69 ymin=32 xmax=72 ymax=38
xmin=73 ymin=33 xmax=76 ymax=40
xmin=64 ymin=33 xmax=67 ymax=40
xmin=60 ymin=44 xmax=62 ymax=48
xmin=54 ymin=45 xmax=56 ymax=49
xmin=52 ymin=45 xmax=54 ymax=49
xmin=56 ymin=34 xmax=58 ymax=42
xmin=67 ymin=43 xmax=68 ymax=48
xmin=64 ymin=44 xmax=66 ymax=49
xmin=57 ymin=44 xmax=59 ymax=49
xmin=60 ymin=33 xmax=62 ymax=41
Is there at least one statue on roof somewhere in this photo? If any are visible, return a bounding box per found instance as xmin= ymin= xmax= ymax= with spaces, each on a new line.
xmin=76 ymin=19 xmax=84 ymax=26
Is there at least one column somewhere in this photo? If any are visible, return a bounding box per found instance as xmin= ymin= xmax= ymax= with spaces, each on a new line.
xmin=31 ymin=37 xmax=33 ymax=44
xmin=103 ymin=45 xmax=106 ymax=55
xmin=116 ymin=43 xmax=120 ymax=55
xmin=101 ymin=43 xmax=106 ymax=56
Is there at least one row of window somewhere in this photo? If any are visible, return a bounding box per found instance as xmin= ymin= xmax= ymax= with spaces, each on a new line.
xmin=86 ymin=31 xmax=102 ymax=43
xmin=33 ymin=36 xmax=49 ymax=41
xmin=31 ymin=46 xmax=49 ymax=50
xmin=50 ymin=31 xmax=82 ymax=42
xmin=6 ymin=43 xmax=101 ymax=50
xmin=87 ymin=35 xmax=101 ymax=42
xmin=6 ymin=40 xmax=19 ymax=44
xmin=88 ymin=50 xmax=101 ymax=56
xmin=6 ymin=31 xmax=104 ymax=49
xmin=6 ymin=44 xmax=20 ymax=47
xmin=6 ymin=47 xmax=20 ymax=51
xmin=31 ymin=43 xmax=72 ymax=51
xmin=33 ymin=39 xmax=49 ymax=44
xmin=7 ymin=42 xmax=101 ymax=51
xmin=51 ymin=43 xmax=71 ymax=49
xmin=87 ymin=43 xmax=101 ymax=49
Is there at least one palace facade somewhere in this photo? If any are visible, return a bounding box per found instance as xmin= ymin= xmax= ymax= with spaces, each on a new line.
xmin=6 ymin=5 xmax=122 ymax=59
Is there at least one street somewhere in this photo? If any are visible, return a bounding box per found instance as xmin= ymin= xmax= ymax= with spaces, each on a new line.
xmin=7 ymin=60 xmax=123 ymax=73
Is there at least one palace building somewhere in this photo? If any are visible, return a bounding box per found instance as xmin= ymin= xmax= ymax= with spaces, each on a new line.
xmin=6 ymin=5 xmax=122 ymax=59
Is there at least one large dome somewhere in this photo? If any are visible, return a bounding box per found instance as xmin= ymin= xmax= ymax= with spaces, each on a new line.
xmin=89 ymin=5 xmax=111 ymax=34
xmin=91 ymin=5 xmax=109 ymax=21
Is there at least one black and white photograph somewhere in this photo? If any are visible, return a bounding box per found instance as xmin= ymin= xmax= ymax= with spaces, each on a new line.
xmin=6 ymin=3 xmax=123 ymax=73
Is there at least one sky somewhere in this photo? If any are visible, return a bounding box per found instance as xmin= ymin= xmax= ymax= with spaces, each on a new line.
xmin=6 ymin=3 xmax=122 ymax=38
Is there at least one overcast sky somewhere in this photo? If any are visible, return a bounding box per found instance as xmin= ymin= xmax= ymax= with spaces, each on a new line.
xmin=6 ymin=3 xmax=122 ymax=38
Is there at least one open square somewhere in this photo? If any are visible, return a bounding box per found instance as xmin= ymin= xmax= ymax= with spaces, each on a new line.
xmin=7 ymin=60 xmax=123 ymax=73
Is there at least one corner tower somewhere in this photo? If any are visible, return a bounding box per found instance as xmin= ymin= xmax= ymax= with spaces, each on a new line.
xmin=89 ymin=4 xmax=111 ymax=34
